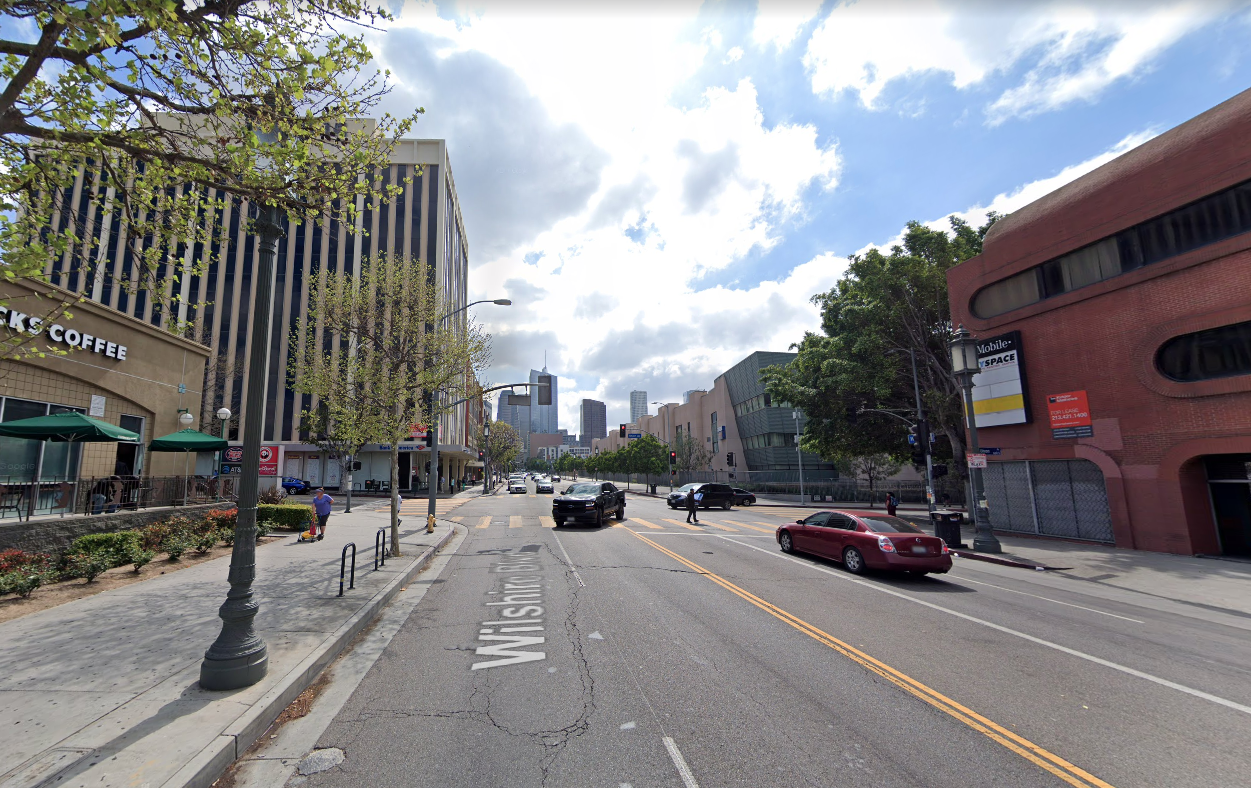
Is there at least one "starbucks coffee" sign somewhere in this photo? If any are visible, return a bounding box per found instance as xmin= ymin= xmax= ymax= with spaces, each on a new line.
xmin=1 ymin=306 xmax=129 ymax=361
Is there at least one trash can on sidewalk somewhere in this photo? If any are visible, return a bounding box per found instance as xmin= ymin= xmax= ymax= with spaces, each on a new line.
xmin=931 ymin=509 xmax=966 ymax=548
xmin=649 ymin=483 xmax=657 ymax=494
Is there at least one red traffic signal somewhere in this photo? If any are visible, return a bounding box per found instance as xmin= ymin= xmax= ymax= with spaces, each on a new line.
xmin=669 ymin=451 xmax=677 ymax=463
xmin=619 ymin=424 xmax=626 ymax=437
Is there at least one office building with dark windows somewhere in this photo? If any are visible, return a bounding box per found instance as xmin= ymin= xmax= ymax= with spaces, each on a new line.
xmin=947 ymin=88 xmax=1251 ymax=557
xmin=33 ymin=123 xmax=474 ymax=493
xmin=580 ymin=398 xmax=606 ymax=447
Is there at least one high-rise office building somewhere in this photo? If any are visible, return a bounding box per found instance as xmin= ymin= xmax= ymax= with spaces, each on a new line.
xmin=630 ymin=390 xmax=648 ymax=423
xmin=580 ymin=398 xmax=606 ymax=447
xmin=34 ymin=124 xmax=472 ymax=489
xmin=529 ymin=367 xmax=558 ymax=434
xmin=496 ymin=391 xmax=530 ymax=452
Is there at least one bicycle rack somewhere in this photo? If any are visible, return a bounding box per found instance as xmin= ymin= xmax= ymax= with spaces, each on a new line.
xmin=338 ymin=542 xmax=356 ymax=597
xmin=374 ymin=528 xmax=390 ymax=570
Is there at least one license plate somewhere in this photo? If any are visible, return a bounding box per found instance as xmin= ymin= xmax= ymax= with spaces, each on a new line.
xmin=910 ymin=545 xmax=928 ymax=555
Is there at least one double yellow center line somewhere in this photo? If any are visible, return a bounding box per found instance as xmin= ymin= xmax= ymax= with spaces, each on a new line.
xmin=627 ymin=530 xmax=1113 ymax=788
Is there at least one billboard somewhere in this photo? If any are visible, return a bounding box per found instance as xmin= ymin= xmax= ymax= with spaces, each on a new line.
xmin=221 ymin=445 xmax=280 ymax=475
xmin=971 ymin=331 xmax=1030 ymax=428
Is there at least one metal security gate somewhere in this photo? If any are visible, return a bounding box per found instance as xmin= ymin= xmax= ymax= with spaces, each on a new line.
xmin=982 ymin=460 xmax=1114 ymax=543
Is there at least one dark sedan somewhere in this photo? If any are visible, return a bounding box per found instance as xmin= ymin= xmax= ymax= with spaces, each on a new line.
xmin=666 ymin=482 xmax=735 ymax=510
xmin=776 ymin=510 xmax=951 ymax=576
xmin=731 ymin=487 xmax=756 ymax=506
xmin=552 ymin=482 xmax=626 ymax=527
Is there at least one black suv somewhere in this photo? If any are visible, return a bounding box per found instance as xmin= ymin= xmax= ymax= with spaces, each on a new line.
xmin=667 ymin=482 xmax=735 ymax=510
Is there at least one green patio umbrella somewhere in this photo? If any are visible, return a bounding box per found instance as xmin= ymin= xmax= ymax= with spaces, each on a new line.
xmin=0 ymin=410 xmax=139 ymax=442
xmin=147 ymin=428 xmax=230 ymax=505
xmin=148 ymin=428 xmax=229 ymax=452
xmin=0 ymin=411 xmax=139 ymax=518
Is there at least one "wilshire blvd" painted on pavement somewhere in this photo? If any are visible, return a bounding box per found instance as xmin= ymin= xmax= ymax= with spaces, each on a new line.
xmin=472 ymin=547 xmax=547 ymax=670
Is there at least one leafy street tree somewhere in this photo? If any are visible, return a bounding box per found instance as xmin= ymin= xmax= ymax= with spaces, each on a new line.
xmin=0 ymin=0 xmax=419 ymax=356
xmin=626 ymin=434 xmax=668 ymax=488
xmin=482 ymin=418 xmax=521 ymax=480
xmin=762 ymin=216 xmax=998 ymax=484
xmin=298 ymin=402 xmax=378 ymax=510
xmin=290 ymin=253 xmax=491 ymax=554
xmin=672 ymin=431 xmax=711 ymax=473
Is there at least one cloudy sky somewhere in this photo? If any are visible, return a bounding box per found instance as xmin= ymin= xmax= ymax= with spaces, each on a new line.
xmin=369 ymin=0 xmax=1251 ymax=432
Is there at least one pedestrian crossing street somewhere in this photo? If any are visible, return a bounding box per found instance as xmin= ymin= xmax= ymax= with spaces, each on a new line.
xmin=445 ymin=513 xmax=781 ymax=533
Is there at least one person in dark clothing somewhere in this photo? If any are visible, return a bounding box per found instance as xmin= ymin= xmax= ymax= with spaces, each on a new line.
xmin=685 ymin=486 xmax=700 ymax=524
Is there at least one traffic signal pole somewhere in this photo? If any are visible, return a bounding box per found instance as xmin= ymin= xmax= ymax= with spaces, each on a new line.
xmin=908 ymin=349 xmax=936 ymax=514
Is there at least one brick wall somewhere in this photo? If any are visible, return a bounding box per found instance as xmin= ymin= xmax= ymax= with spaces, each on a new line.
xmin=0 ymin=503 xmax=221 ymax=553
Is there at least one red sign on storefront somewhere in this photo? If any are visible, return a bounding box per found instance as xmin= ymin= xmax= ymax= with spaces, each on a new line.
xmin=1047 ymin=391 xmax=1094 ymax=439
xmin=258 ymin=445 xmax=279 ymax=476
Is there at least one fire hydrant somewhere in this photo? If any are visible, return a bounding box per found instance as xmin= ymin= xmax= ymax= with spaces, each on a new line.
xmin=426 ymin=513 xmax=436 ymax=534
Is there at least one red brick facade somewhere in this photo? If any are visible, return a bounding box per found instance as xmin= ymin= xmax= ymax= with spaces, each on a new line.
xmin=947 ymin=88 xmax=1251 ymax=555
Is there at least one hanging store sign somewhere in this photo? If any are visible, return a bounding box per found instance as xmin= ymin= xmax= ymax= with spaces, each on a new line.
xmin=221 ymin=445 xmax=280 ymax=474
xmin=971 ymin=331 xmax=1029 ymax=428
xmin=0 ymin=307 xmax=129 ymax=361
xmin=1047 ymin=391 xmax=1094 ymax=439
xmin=258 ymin=445 xmax=279 ymax=476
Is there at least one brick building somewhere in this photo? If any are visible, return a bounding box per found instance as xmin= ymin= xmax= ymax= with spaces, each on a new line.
xmin=947 ymin=88 xmax=1251 ymax=557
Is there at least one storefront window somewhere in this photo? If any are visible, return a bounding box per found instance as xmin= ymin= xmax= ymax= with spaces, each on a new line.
xmin=0 ymin=398 xmax=44 ymax=480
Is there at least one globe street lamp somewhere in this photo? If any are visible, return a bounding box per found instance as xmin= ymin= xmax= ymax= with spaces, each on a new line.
xmin=949 ymin=325 xmax=1002 ymax=554
xmin=200 ymin=201 xmax=285 ymax=690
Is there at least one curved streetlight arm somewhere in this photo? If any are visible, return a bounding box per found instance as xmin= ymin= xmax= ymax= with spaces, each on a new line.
xmin=439 ymin=298 xmax=511 ymax=324
xmin=857 ymin=407 xmax=915 ymax=427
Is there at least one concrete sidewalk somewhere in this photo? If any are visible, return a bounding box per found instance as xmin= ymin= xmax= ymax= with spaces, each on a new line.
xmin=0 ymin=502 xmax=457 ymax=788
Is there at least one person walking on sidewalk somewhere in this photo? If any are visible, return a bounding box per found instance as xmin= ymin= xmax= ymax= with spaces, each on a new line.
xmin=313 ymin=488 xmax=334 ymax=541
xmin=685 ymin=485 xmax=700 ymax=524
xmin=886 ymin=491 xmax=897 ymax=517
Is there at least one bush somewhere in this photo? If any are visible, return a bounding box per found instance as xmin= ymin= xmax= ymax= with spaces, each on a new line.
xmin=205 ymin=508 xmax=238 ymax=532
xmin=163 ymin=531 xmax=193 ymax=560
xmin=70 ymin=532 xmax=140 ymax=566
xmin=258 ymin=486 xmax=287 ymax=504
xmin=255 ymin=519 xmax=273 ymax=538
xmin=66 ymin=551 xmax=112 ymax=582
xmin=194 ymin=530 xmax=219 ymax=554
xmin=257 ymin=504 xmax=314 ymax=531
xmin=0 ymin=571 xmax=43 ymax=598
xmin=127 ymin=546 xmax=156 ymax=572
xmin=0 ymin=548 xmax=54 ymax=576
xmin=219 ymin=527 xmax=235 ymax=546
xmin=139 ymin=521 xmax=172 ymax=552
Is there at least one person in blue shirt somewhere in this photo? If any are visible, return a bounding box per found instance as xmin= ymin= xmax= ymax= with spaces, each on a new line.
xmin=312 ymin=488 xmax=334 ymax=541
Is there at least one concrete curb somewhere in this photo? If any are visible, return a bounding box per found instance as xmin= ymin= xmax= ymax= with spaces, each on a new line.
xmin=164 ymin=524 xmax=457 ymax=788
xmin=950 ymin=549 xmax=1070 ymax=571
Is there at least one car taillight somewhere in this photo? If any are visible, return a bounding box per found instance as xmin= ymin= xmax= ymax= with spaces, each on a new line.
xmin=876 ymin=535 xmax=896 ymax=553
xmin=941 ymin=542 xmax=950 ymax=554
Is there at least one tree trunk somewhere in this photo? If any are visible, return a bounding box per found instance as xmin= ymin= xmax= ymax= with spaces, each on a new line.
xmin=390 ymin=442 xmax=401 ymax=556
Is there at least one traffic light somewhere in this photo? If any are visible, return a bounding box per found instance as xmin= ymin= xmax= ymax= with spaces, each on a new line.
xmin=538 ymin=374 xmax=552 ymax=406
xmin=478 ymin=450 xmax=485 ymax=461
xmin=908 ymin=423 xmax=926 ymax=466
xmin=726 ymin=452 xmax=734 ymax=466
xmin=669 ymin=451 xmax=677 ymax=464
xmin=351 ymin=461 xmax=362 ymax=471
xmin=425 ymin=461 xmax=431 ymax=473
xmin=424 ymin=427 xmax=434 ymax=448
xmin=619 ymin=424 xmax=626 ymax=437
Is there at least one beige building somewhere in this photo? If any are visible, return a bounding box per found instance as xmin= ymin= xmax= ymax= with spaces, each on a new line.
xmin=1 ymin=278 xmax=210 ymax=484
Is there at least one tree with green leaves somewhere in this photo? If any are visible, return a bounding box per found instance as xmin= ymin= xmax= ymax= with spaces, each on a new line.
xmin=297 ymin=401 xmax=378 ymax=512
xmin=0 ymin=0 xmax=419 ymax=356
xmin=762 ymin=216 xmax=998 ymax=483
xmin=290 ymin=253 xmax=491 ymax=554
xmin=626 ymin=434 xmax=668 ymax=488
xmin=481 ymin=418 xmax=521 ymax=482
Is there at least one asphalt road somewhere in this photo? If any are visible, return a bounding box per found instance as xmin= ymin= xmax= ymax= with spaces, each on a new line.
xmin=295 ymin=480 xmax=1251 ymax=788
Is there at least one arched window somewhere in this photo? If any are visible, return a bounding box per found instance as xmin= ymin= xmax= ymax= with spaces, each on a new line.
xmin=1156 ymin=320 xmax=1251 ymax=382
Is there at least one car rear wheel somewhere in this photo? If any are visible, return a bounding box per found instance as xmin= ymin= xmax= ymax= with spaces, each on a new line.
xmin=843 ymin=546 xmax=866 ymax=574
xmin=554 ymin=518 xmax=565 ymax=527
xmin=779 ymin=531 xmax=795 ymax=554
xmin=722 ymin=500 xmax=731 ymax=510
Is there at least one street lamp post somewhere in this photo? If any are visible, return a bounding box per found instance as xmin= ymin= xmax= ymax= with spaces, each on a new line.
xmin=200 ymin=203 xmax=285 ymax=690
xmin=425 ymin=298 xmax=512 ymax=534
xmin=949 ymin=325 xmax=1002 ymax=554
xmin=483 ymin=421 xmax=490 ymax=495
xmin=792 ymin=409 xmax=805 ymax=504
xmin=216 ymin=407 xmax=231 ymax=502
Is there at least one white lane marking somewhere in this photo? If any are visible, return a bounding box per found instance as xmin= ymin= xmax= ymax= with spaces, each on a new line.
xmin=620 ymin=721 xmax=636 ymax=730
xmin=663 ymin=737 xmax=700 ymax=788
xmin=551 ymin=531 xmax=585 ymax=587
xmin=718 ymin=535 xmax=1251 ymax=718
xmin=950 ymin=573 xmax=1144 ymax=623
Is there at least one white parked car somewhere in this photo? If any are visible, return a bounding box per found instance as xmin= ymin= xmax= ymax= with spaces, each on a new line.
xmin=509 ymin=478 xmax=527 ymax=494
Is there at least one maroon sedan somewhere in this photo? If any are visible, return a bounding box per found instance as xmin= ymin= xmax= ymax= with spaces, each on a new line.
xmin=776 ymin=510 xmax=951 ymax=575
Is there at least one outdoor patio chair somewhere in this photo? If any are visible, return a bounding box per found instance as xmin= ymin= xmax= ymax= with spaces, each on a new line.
xmin=0 ymin=485 xmax=24 ymax=521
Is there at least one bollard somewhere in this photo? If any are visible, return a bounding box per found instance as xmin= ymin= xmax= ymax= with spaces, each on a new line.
xmin=339 ymin=542 xmax=357 ymax=597
xmin=374 ymin=528 xmax=389 ymax=570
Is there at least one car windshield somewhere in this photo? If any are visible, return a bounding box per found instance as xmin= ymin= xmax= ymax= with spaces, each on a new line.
xmin=676 ymin=483 xmax=699 ymax=492
xmin=858 ymin=516 xmax=924 ymax=534
xmin=566 ymin=484 xmax=600 ymax=495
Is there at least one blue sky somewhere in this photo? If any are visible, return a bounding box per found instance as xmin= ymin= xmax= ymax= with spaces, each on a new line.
xmin=372 ymin=1 xmax=1251 ymax=430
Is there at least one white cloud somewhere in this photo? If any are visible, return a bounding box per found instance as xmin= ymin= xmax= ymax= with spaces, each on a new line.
xmin=804 ymin=0 xmax=1238 ymax=122
xmin=725 ymin=45 xmax=744 ymax=62
xmin=752 ymin=0 xmax=825 ymax=49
